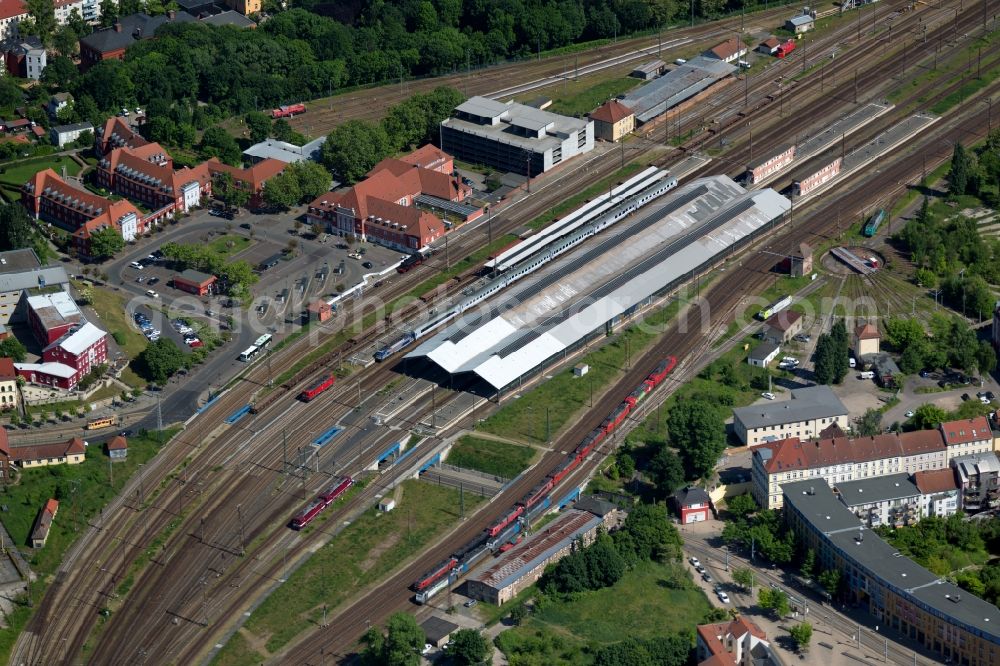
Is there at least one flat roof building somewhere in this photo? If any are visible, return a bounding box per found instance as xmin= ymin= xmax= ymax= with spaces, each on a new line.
xmin=0 ymin=249 xmax=69 ymax=326
xmin=242 ymin=136 xmax=326 ymax=165
xmin=631 ymin=59 xmax=665 ymax=79
xmin=619 ymin=56 xmax=735 ymax=124
xmin=783 ymin=479 xmax=1000 ymax=666
xmin=27 ymin=292 xmax=84 ymax=346
xmin=408 ymin=176 xmax=789 ymax=393
xmin=733 ymin=385 xmax=849 ymax=446
xmin=440 ymin=96 xmax=594 ymax=175
xmin=173 ymin=269 xmax=216 ymax=296
xmin=836 ymin=472 xmax=921 ymax=528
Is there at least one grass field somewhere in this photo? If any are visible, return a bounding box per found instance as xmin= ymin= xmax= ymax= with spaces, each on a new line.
xmin=0 ymin=156 xmax=82 ymax=202
xmin=211 ymin=631 xmax=263 ymax=666
xmin=548 ymin=77 xmax=638 ymax=117
xmin=205 ymin=234 xmax=252 ymax=259
xmin=446 ymin=435 xmax=537 ymax=479
xmin=527 ymin=162 xmax=645 ymax=231
xmin=477 ymin=295 xmax=683 ymax=445
xmin=495 ymin=559 xmax=711 ymax=663
xmin=223 ymin=479 xmax=483 ymax=657
xmin=0 ymin=427 xmax=179 ymax=576
xmin=80 ymin=281 xmax=147 ymax=362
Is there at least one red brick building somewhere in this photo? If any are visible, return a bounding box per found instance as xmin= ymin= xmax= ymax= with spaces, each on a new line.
xmin=78 ymin=11 xmax=196 ymax=67
xmin=21 ymin=169 xmax=145 ymax=259
xmin=306 ymin=145 xmax=479 ymax=253
xmin=26 ymin=292 xmax=83 ymax=345
xmin=747 ymin=143 xmax=795 ymax=185
xmin=307 ymin=300 xmax=333 ymax=322
xmin=673 ymin=485 xmax=712 ymax=524
xmin=172 ymin=269 xmax=216 ymax=296
xmin=204 ymin=158 xmax=286 ymax=209
xmin=95 ymin=142 xmax=210 ymax=215
xmin=16 ymin=322 xmax=109 ymax=391
xmin=95 ymin=116 xmax=149 ymax=156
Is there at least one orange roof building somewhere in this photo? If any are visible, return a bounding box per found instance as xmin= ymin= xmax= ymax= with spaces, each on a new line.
xmin=703 ymin=36 xmax=748 ymax=63
xmin=30 ymin=498 xmax=58 ymax=548
xmin=696 ymin=617 xmax=777 ymax=665
xmin=95 ymin=142 xmax=211 ymax=215
xmin=205 ymin=157 xmax=286 ymax=209
xmin=306 ymin=145 xmax=481 ymax=253
xmin=854 ymin=321 xmax=881 ymax=356
xmin=95 ymin=116 xmax=149 ymax=155
xmin=589 ymin=99 xmax=635 ymax=143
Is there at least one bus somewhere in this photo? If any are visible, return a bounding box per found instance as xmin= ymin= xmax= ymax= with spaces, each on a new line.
xmin=86 ymin=416 xmax=118 ymax=430
xmin=239 ymin=345 xmax=260 ymax=362
xmin=254 ymin=333 xmax=273 ymax=350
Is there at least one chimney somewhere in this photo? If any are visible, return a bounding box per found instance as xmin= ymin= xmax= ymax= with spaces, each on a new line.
xmin=114 ymin=22 xmax=122 ymax=32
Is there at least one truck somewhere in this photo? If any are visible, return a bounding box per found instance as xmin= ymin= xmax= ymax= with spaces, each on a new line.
xmin=271 ymin=103 xmax=306 ymax=119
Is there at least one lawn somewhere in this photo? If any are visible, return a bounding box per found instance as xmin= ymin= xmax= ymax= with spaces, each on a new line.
xmin=548 ymin=77 xmax=639 ymax=118
xmin=446 ymin=435 xmax=537 ymax=479
xmin=226 ymin=479 xmax=483 ymax=656
xmin=79 ymin=281 xmax=147 ymax=362
xmin=211 ymin=631 xmax=263 ymax=666
xmin=477 ymin=296 xmax=683 ymax=445
xmin=495 ymin=559 xmax=711 ymax=662
xmin=0 ymin=427 xmax=180 ymax=576
xmin=205 ymin=234 xmax=252 ymax=259
xmin=0 ymin=155 xmax=83 ymax=202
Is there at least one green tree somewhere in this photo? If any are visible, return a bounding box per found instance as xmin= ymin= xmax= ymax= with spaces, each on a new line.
xmin=54 ymin=24 xmax=79 ymax=56
xmin=321 ymin=119 xmax=393 ymax=184
xmin=199 ymin=126 xmax=242 ymax=165
xmin=22 ymin=0 xmax=56 ymax=46
xmin=648 ymin=446 xmax=684 ymax=494
xmin=725 ymin=493 xmax=757 ymax=520
xmin=272 ymin=118 xmax=295 ymax=143
xmin=949 ymin=142 xmax=971 ymax=196
xmin=758 ymin=587 xmax=791 ymax=619
xmin=883 ymin=317 xmax=926 ymax=351
xmin=668 ymin=400 xmax=725 ymax=479
xmin=135 ymin=338 xmax=185 ymax=384
xmin=732 ymin=566 xmax=755 ymax=592
xmin=800 ymin=548 xmax=817 ymax=580
xmin=818 ymin=568 xmax=841 ymax=596
xmin=0 ymin=337 xmax=26 ymax=362
xmin=245 ymin=111 xmax=271 ymax=143
xmin=585 ymin=532 xmax=626 ymax=588
xmin=98 ymin=0 xmax=118 ymax=26
xmin=615 ymin=503 xmax=681 ymax=563
xmin=384 ymin=612 xmax=425 ymax=666
xmin=289 ymin=160 xmax=333 ymax=200
xmin=212 ymin=172 xmax=250 ymax=211
xmin=788 ymin=622 xmax=813 ymax=650
xmin=813 ymin=334 xmax=837 ymax=385
xmin=0 ymin=203 xmax=34 ymax=252
xmin=262 ymin=169 xmax=301 ymax=209
xmin=593 ymin=638 xmax=654 ymax=666
xmin=977 ymin=340 xmax=997 ymax=375
xmin=88 ymin=226 xmax=125 ymax=260
xmin=830 ymin=319 xmax=850 ymax=381
xmin=41 ymin=55 xmax=79 ymax=91
xmin=445 ymin=628 xmax=493 ymax=666
xmin=508 ymin=603 xmax=527 ymax=626
xmin=854 ymin=408 xmax=882 ymax=437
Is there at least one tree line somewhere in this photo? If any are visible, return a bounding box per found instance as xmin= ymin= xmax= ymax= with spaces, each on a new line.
xmin=882 ymin=313 xmax=995 ymax=378
xmin=159 ymin=241 xmax=259 ymax=299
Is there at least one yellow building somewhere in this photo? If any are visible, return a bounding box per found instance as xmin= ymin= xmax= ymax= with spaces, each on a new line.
xmin=854 ymin=321 xmax=881 ymax=357
xmin=0 ymin=436 xmax=86 ymax=478
xmin=225 ymin=0 xmax=260 ymax=15
xmin=589 ymin=100 xmax=635 ymax=143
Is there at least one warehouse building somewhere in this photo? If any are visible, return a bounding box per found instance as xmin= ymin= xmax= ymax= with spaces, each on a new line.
xmin=440 ymin=96 xmax=594 ymax=175
xmin=619 ymin=56 xmax=735 ymax=124
xmin=0 ymin=249 xmax=69 ymax=327
xmin=631 ymin=59 xmax=665 ymax=80
xmin=783 ymin=479 xmax=1000 ymax=666
xmin=408 ymin=176 xmax=789 ymax=394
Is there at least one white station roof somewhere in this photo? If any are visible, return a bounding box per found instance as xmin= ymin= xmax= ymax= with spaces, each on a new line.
xmin=409 ymin=176 xmax=790 ymax=390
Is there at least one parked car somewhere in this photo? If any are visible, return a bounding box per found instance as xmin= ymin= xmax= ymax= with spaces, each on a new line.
xmin=905 ymin=410 xmax=915 ymax=418
xmin=716 ymin=590 xmax=730 ymax=604
xmin=981 ymin=396 xmax=991 ymax=405
xmin=145 ymin=290 xmax=159 ymax=298
xmin=464 ymin=599 xmax=477 ymax=608
xmin=146 ymin=277 xmax=159 ymax=286
xmin=761 ymin=392 xmax=775 ymax=400
xmin=129 ymin=261 xmax=143 ymax=269
xmin=135 ymin=276 xmax=145 ymax=283
xmin=689 ymin=557 xmax=701 ymax=567
xmin=362 ymin=261 xmax=374 ymax=269
xmin=988 ymin=392 xmax=995 ymax=400
xmin=962 ymin=393 xmax=972 ymax=402
xmin=701 ymin=571 xmax=712 ymax=583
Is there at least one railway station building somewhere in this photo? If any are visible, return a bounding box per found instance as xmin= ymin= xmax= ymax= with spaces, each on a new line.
xmin=439 ymin=96 xmax=594 ymax=175
xmin=619 ymin=57 xmax=735 ymax=124
xmin=407 ymin=176 xmax=790 ymax=396
xmin=783 ymin=479 xmax=1000 ymax=666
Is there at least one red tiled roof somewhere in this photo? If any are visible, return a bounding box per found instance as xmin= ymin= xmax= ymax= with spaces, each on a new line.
xmin=760 ymin=37 xmax=781 ymax=49
xmin=2 ymin=437 xmax=86 ymax=463
xmin=107 ymin=435 xmax=127 ymax=451
xmin=0 ymin=0 xmax=26 ymax=20
xmin=696 ymin=617 xmax=767 ymax=663
xmin=43 ymin=498 xmax=58 ymax=515
xmin=708 ymin=37 xmax=744 ymax=60
xmin=940 ymin=416 xmax=993 ymax=445
xmin=761 ymin=429 xmax=946 ymax=474
xmin=590 ymin=99 xmax=634 ymax=124
xmin=205 ymin=157 xmax=285 ymax=191
xmin=856 ymin=323 xmax=880 ymax=340
xmin=399 ymin=144 xmax=451 ymax=173
xmin=0 ymin=357 xmax=15 ymax=379
xmin=764 ymin=309 xmax=802 ymax=332
xmin=30 ymin=125 xmax=45 ymax=138
xmin=913 ymin=468 xmax=958 ymax=494
xmin=97 ymin=116 xmax=148 ymax=154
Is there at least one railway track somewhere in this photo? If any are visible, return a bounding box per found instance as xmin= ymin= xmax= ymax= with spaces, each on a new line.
xmin=282 ymin=58 xmax=1000 ymax=666
xmin=15 ymin=1 xmax=995 ymax=662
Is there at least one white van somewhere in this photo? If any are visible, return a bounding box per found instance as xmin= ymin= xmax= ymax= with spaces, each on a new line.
xmin=859 ymin=371 xmax=875 ymax=380
xmin=849 ymin=357 xmax=856 ymax=368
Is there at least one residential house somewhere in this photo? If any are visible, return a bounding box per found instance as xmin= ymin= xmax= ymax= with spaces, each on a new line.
xmin=702 ymin=37 xmax=748 ymax=63
xmin=696 ymin=616 xmax=779 ymax=665
xmin=30 ymin=498 xmax=58 ymax=548
xmin=761 ymin=308 xmax=803 ymax=343
xmin=79 ymin=10 xmax=196 ymax=67
xmin=751 ymin=427 xmax=948 ymax=509
xmin=940 ymin=416 xmax=995 ymax=464
xmin=222 ymin=0 xmax=259 ymax=16
xmin=107 ymin=435 xmax=127 ymax=459
xmin=54 ymin=0 xmax=101 ymax=23
xmin=46 ymin=92 xmax=72 ymax=119
xmin=589 ymin=99 xmax=635 ymax=143
xmin=199 ymin=10 xmax=255 ymax=27
xmin=748 ymin=340 xmax=780 ymax=367
xmin=50 ymin=122 xmax=94 ymax=149
xmin=854 ymin=322 xmax=880 ymax=357
xmin=306 ymin=145 xmax=481 ymax=253
xmin=836 ymin=473 xmax=921 ymax=528
xmin=951 ymin=451 xmax=1000 ymax=512
xmin=0 ymin=432 xmax=86 ymax=478
xmin=3 ymin=36 xmax=44 ymax=79
xmin=26 ymin=292 xmax=83 ymax=345
xmin=673 ymin=485 xmax=712 ymax=524
xmin=733 ymin=385 xmax=849 ymax=446
xmin=913 ymin=468 xmax=960 ymax=518
xmin=0 ymin=357 xmax=18 ymax=411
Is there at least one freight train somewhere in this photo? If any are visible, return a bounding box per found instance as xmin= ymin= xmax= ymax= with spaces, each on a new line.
xmin=271 ymin=103 xmax=306 ymax=118
xmin=410 ymin=356 xmax=677 ymax=604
